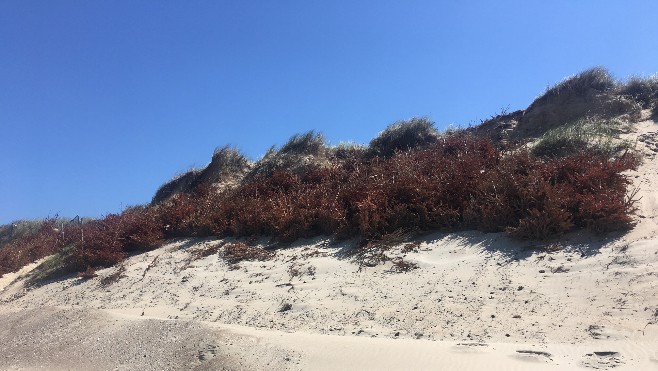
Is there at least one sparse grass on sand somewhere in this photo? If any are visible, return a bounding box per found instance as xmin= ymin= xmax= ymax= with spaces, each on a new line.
xmin=531 ymin=117 xmax=635 ymax=158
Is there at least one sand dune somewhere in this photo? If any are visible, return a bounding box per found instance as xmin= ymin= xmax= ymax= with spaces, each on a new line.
xmin=1 ymin=120 xmax=658 ymax=370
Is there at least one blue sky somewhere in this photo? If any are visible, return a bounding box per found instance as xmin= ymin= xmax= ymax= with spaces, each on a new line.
xmin=1 ymin=1 xmax=657 ymax=224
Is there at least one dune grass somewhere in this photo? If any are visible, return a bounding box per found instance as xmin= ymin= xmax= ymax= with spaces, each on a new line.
xmin=531 ymin=117 xmax=634 ymax=158
xmin=152 ymin=146 xmax=251 ymax=204
xmin=368 ymin=117 xmax=439 ymax=157
xmin=620 ymin=75 xmax=658 ymax=109
xmin=152 ymin=168 xmax=202 ymax=204
xmin=248 ymin=131 xmax=332 ymax=179
xmin=530 ymin=67 xmax=617 ymax=108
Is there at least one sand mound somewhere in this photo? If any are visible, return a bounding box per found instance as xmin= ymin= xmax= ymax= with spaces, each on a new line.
xmin=2 ymin=120 xmax=657 ymax=370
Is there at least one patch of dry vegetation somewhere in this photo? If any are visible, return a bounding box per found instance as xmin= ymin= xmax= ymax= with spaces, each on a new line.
xmin=2 ymin=131 xmax=641 ymax=280
xmin=3 ymin=68 xmax=653 ymax=281
xmin=222 ymin=242 xmax=275 ymax=266
xmin=0 ymin=218 xmax=62 ymax=277
xmin=0 ymin=220 xmax=44 ymax=246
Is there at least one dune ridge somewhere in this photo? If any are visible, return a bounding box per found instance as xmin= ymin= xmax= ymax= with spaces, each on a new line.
xmin=1 ymin=118 xmax=657 ymax=369
xmin=2 ymin=68 xmax=658 ymax=370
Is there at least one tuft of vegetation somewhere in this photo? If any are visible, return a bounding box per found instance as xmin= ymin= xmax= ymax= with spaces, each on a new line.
xmin=78 ymin=266 xmax=98 ymax=279
xmin=531 ymin=67 xmax=616 ymax=107
xmin=99 ymin=265 xmax=126 ymax=287
xmin=212 ymin=145 xmax=251 ymax=169
xmin=620 ymin=75 xmax=658 ymax=109
xmin=279 ymin=131 xmax=326 ymax=156
xmin=331 ymin=141 xmax=367 ymax=160
xmin=190 ymin=242 xmax=225 ymax=260
xmin=222 ymin=242 xmax=275 ymax=266
xmin=513 ymin=67 xmax=645 ymax=141
xmin=25 ymin=246 xmax=77 ymax=287
xmin=196 ymin=146 xmax=251 ymax=185
xmin=531 ymin=117 xmax=634 ymax=158
xmin=248 ymin=131 xmax=331 ymax=178
xmin=389 ymin=257 xmax=419 ymax=273
xmin=152 ymin=146 xmax=250 ymax=205
xmin=368 ymin=117 xmax=439 ymax=157
xmin=152 ymin=168 xmax=202 ymax=204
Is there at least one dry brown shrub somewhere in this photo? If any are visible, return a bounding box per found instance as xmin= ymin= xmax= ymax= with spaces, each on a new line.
xmin=3 ymin=128 xmax=642 ymax=279
xmin=68 ymin=215 xmax=126 ymax=270
xmin=389 ymin=257 xmax=419 ymax=273
xmin=119 ymin=206 xmax=164 ymax=252
xmin=0 ymin=218 xmax=63 ymax=276
xmin=222 ymin=242 xmax=275 ymax=266
xmin=99 ymin=265 xmax=127 ymax=287
xmin=189 ymin=242 xmax=225 ymax=260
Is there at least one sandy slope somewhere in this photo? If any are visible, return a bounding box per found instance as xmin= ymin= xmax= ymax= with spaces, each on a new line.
xmin=1 ymin=120 xmax=658 ymax=370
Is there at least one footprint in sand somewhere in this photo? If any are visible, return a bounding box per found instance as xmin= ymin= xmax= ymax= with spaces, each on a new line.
xmin=580 ymin=351 xmax=624 ymax=369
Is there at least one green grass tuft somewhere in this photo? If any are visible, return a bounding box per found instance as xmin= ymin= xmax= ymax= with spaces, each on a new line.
xmin=248 ymin=131 xmax=331 ymax=178
xmin=279 ymin=131 xmax=326 ymax=156
xmin=368 ymin=117 xmax=438 ymax=157
xmin=531 ymin=67 xmax=616 ymax=107
xmin=531 ymin=117 xmax=634 ymax=158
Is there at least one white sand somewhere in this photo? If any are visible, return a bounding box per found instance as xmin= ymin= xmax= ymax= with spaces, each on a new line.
xmin=1 ymin=119 xmax=658 ymax=370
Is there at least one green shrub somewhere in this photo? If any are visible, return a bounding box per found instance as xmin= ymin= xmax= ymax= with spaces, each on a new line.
xmin=368 ymin=117 xmax=439 ymax=157
xmin=531 ymin=118 xmax=633 ymax=158
xmin=25 ymin=245 xmax=78 ymax=286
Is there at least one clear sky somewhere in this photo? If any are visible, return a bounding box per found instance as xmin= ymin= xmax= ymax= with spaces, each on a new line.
xmin=1 ymin=1 xmax=657 ymax=224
